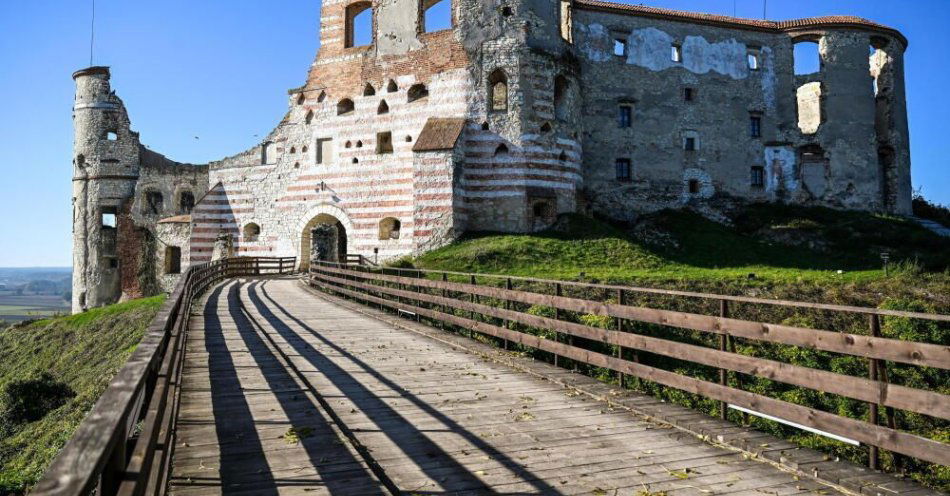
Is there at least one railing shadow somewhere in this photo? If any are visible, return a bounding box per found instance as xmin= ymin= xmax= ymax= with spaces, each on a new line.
xmin=246 ymin=280 xmax=562 ymax=494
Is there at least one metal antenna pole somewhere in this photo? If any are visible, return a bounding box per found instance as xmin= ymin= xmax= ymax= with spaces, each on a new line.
xmin=763 ymin=0 xmax=767 ymax=19
xmin=89 ymin=0 xmax=96 ymax=66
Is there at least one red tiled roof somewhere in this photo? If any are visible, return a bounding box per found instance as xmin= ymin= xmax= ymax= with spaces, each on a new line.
xmin=574 ymin=0 xmax=907 ymax=46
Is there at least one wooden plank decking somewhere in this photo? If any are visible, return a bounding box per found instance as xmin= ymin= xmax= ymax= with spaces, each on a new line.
xmin=169 ymin=277 xmax=838 ymax=495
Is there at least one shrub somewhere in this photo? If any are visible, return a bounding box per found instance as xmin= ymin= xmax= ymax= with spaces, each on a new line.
xmin=912 ymin=193 xmax=950 ymax=228
xmin=0 ymin=373 xmax=74 ymax=432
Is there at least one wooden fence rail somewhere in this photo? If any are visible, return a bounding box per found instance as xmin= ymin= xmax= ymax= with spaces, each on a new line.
xmin=31 ymin=256 xmax=296 ymax=496
xmin=308 ymin=261 xmax=950 ymax=469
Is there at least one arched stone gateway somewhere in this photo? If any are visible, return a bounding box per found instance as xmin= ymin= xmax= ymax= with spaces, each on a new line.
xmin=296 ymin=205 xmax=354 ymax=271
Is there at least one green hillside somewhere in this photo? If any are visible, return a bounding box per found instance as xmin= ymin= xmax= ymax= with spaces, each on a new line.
xmin=414 ymin=204 xmax=950 ymax=289
xmin=0 ymin=296 xmax=164 ymax=494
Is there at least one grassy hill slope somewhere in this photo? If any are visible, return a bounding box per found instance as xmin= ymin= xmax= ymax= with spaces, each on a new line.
xmin=414 ymin=204 xmax=949 ymax=290
xmin=0 ymin=296 xmax=164 ymax=494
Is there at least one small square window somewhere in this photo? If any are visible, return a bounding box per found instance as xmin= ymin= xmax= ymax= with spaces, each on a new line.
xmin=376 ymin=132 xmax=393 ymax=154
xmin=688 ymin=179 xmax=700 ymax=194
xmin=615 ymin=158 xmax=632 ymax=181
xmin=748 ymin=52 xmax=760 ymax=70
xmin=750 ymin=115 xmax=762 ymax=138
xmin=671 ymin=44 xmax=682 ymax=63
xmin=684 ymin=137 xmax=696 ymax=151
xmin=614 ymin=38 xmax=627 ymax=57
xmin=101 ymin=207 xmax=117 ymax=228
xmin=618 ymin=105 xmax=633 ymax=128
xmin=751 ymin=166 xmax=765 ymax=188
xmin=684 ymin=87 xmax=694 ymax=102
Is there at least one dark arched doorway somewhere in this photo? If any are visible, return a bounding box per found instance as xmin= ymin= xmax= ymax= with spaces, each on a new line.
xmin=299 ymin=213 xmax=347 ymax=270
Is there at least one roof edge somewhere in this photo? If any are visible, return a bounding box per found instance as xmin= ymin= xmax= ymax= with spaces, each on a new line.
xmin=573 ymin=0 xmax=908 ymax=48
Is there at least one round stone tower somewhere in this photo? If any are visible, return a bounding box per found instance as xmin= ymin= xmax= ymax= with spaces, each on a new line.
xmin=71 ymin=66 xmax=140 ymax=313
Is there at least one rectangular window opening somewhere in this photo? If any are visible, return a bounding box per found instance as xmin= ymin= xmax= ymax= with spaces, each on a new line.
xmin=614 ymin=38 xmax=627 ymax=57
xmin=750 ymin=114 xmax=762 ymax=138
xmin=101 ymin=207 xmax=117 ymax=229
xmin=615 ymin=158 xmax=632 ymax=182
xmin=751 ymin=166 xmax=765 ymax=188
xmin=376 ymin=131 xmax=393 ymax=154
xmin=165 ymin=246 xmax=182 ymax=275
xmin=747 ymin=49 xmax=760 ymax=70
xmin=618 ymin=105 xmax=633 ymax=128
xmin=316 ymin=138 xmax=333 ymax=164
xmin=685 ymin=137 xmax=696 ymax=151
xmin=684 ymin=87 xmax=694 ymax=102
xmin=671 ymin=44 xmax=682 ymax=63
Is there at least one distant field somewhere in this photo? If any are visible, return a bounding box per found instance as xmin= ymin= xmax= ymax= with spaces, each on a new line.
xmin=0 ymin=294 xmax=69 ymax=322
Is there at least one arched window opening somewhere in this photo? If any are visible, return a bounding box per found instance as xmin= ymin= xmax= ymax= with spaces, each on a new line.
xmin=243 ymin=223 xmax=261 ymax=242
xmin=305 ymin=110 xmax=314 ymax=124
xmin=317 ymin=90 xmax=327 ymax=102
xmin=387 ymin=79 xmax=398 ymax=92
xmin=143 ymin=191 xmax=164 ymax=215
xmin=356 ymin=140 xmax=363 ymax=148
xmin=296 ymin=93 xmax=305 ymax=105
xmin=558 ymin=151 xmax=568 ymax=163
xmin=378 ymin=217 xmax=402 ymax=240
xmin=290 ymin=146 xmax=297 ymax=154
xmin=405 ymin=135 xmax=413 ymax=142
xmin=488 ymin=69 xmax=508 ymax=112
xmin=345 ymin=141 xmax=352 ymax=148
xmin=553 ymin=75 xmax=569 ymax=121
xmin=352 ymin=157 xmax=359 ymax=164
xmin=794 ymin=40 xmax=821 ymax=75
xmin=345 ymin=1 xmax=373 ymax=48
xmin=423 ymin=0 xmax=451 ymax=33
xmin=480 ymin=122 xmax=489 ymax=130
xmin=407 ymin=83 xmax=428 ymax=103
xmin=363 ymin=83 xmax=376 ymax=96
xmin=337 ymin=98 xmax=355 ymax=115
xmin=540 ymin=122 xmax=552 ymax=133
xmin=377 ymin=99 xmax=389 ymax=114
xmin=494 ymin=144 xmax=509 ymax=156
xmin=105 ymin=131 xmax=118 ymax=141
xmin=164 ymin=246 xmax=181 ymax=275
xmin=179 ymin=191 xmax=195 ymax=214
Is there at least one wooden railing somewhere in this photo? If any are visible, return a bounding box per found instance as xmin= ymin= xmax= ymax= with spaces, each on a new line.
xmin=32 ymin=256 xmax=296 ymax=496
xmin=345 ymin=253 xmax=378 ymax=267
xmin=309 ymin=261 xmax=950 ymax=470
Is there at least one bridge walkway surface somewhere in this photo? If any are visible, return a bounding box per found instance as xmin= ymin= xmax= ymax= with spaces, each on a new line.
xmin=168 ymin=277 xmax=838 ymax=495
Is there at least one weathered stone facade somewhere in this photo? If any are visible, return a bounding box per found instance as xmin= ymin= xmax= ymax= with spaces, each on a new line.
xmin=71 ymin=1 xmax=912 ymax=312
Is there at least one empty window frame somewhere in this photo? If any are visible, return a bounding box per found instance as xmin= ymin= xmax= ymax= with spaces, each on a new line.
xmin=377 ymin=99 xmax=389 ymax=114
xmin=749 ymin=114 xmax=762 ymax=138
xmin=794 ymin=40 xmax=821 ymax=75
xmin=378 ymin=217 xmax=401 ymax=239
xmin=683 ymin=131 xmax=699 ymax=151
xmin=488 ymin=69 xmax=508 ymax=112
xmin=618 ymin=104 xmax=633 ymax=128
xmin=143 ymin=191 xmax=163 ymax=215
xmin=559 ymin=0 xmax=573 ymax=43
xmin=345 ymin=1 xmax=373 ymax=48
xmin=750 ymin=166 xmax=765 ymax=188
xmin=363 ymin=83 xmax=376 ymax=96
xmin=179 ymin=191 xmax=195 ymax=214
xmin=337 ymin=98 xmax=355 ymax=115
xmin=164 ymin=246 xmax=182 ymax=275
xmin=423 ymin=0 xmax=451 ymax=32
xmin=684 ymin=87 xmax=695 ymax=102
xmin=615 ymin=158 xmax=632 ymax=181
xmin=316 ymin=138 xmax=333 ymax=164
xmin=553 ymin=75 xmax=569 ymax=121
xmin=243 ymin=223 xmax=261 ymax=242
xmin=407 ymin=83 xmax=428 ymax=103
xmin=105 ymin=131 xmax=118 ymax=141
xmin=262 ymin=141 xmax=278 ymax=164
xmin=688 ymin=179 xmax=700 ymax=194
xmin=747 ymin=48 xmax=760 ymax=70
xmin=101 ymin=206 xmax=117 ymax=228
xmin=613 ymin=38 xmax=627 ymax=57
xmin=305 ymin=110 xmax=314 ymax=124
xmin=377 ymin=131 xmax=393 ymax=154
xmin=671 ymin=43 xmax=683 ymax=63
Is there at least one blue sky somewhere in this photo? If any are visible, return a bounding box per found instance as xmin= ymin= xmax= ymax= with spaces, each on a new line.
xmin=0 ymin=0 xmax=946 ymax=267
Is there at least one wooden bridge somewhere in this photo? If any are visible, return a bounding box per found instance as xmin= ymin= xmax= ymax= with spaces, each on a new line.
xmin=31 ymin=258 xmax=948 ymax=495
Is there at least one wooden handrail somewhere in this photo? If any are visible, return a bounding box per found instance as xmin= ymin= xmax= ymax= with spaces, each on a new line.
xmin=31 ymin=256 xmax=296 ymax=496
xmin=308 ymin=261 xmax=950 ymax=469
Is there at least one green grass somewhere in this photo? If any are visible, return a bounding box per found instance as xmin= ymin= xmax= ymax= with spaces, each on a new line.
xmin=413 ymin=205 xmax=949 ymax=287
xmin=0 ymin=295 xmax=165 ymax=494
xmin=401 ymin=205 xmax=950 ymax=490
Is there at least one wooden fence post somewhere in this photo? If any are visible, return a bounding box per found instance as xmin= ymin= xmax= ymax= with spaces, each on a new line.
xmin=719 ymin=299 xmax=729 ymax=420
xmin=504 ymin=278 xmax=512 ymax=350
xmin=470 ymin=275 xmax=477 ymax=339
xmin=868 ymin=314 xmax=882 ymax=470
xmin=554 ymin=282 xmax=562 ymax=368
xmin=616 ymin=289 xmax=624 ymax=388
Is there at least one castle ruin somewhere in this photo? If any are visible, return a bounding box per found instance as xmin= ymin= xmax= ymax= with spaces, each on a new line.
xmin=71 ymin=0 xmax=912 ymax=313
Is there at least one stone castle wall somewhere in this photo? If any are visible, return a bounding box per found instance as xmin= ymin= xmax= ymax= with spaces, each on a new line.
xmin=70 ymin=1 xmax=913 ymax=312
